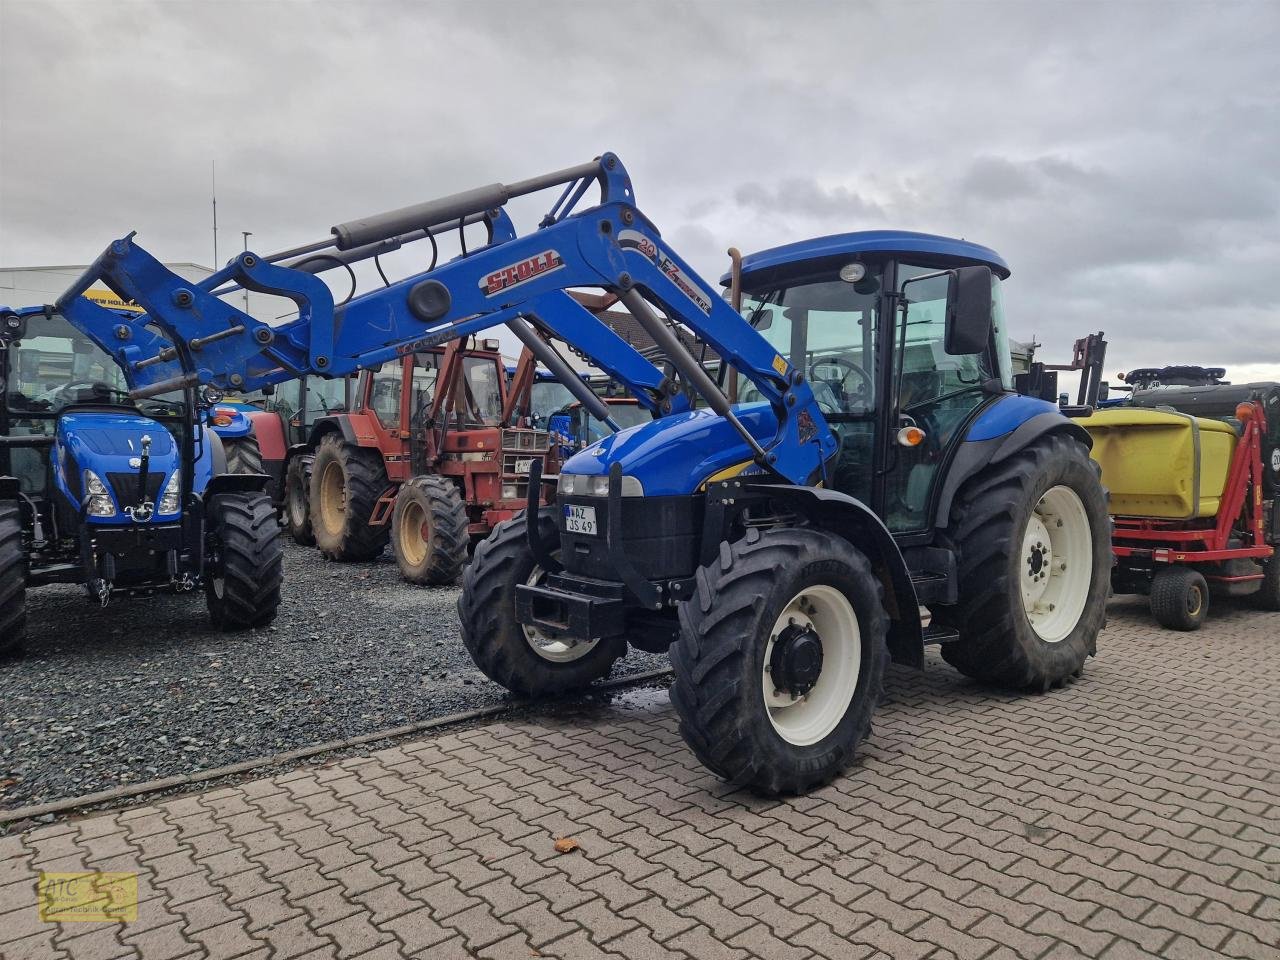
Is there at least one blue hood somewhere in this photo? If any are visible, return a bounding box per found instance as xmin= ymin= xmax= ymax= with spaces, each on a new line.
xmin=55 ymin=412 xmax=182 ymax=522
xmin=562 ymin=404 xmax=776 ymax=496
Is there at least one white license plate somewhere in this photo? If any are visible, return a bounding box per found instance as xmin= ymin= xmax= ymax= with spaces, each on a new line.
xmin=514 ymin=458 xmax=535 ymax=474
xmin=563 ymin=504 xmax=597 ymax=536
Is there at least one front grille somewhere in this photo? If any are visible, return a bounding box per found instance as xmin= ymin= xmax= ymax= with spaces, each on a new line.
xmin=501 ymin=429 xmax=548 ymax=452
xmin=107 ymin=472 xmax=165 ymax=504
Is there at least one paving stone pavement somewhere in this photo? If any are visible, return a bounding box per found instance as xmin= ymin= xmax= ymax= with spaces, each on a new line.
xmin=1 ymin=596 xmax=1277 ymax=959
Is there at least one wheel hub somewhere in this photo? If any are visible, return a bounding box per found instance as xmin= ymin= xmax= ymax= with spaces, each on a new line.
xmin=769 ymin=621 xmax=824 ymax=697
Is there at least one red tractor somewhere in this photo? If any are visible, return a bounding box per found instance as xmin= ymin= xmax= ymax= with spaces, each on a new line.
xmin=286 ymin=337 xmax=554 ymax=585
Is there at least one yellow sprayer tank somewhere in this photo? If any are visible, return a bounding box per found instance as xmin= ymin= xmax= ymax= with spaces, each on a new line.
xmin=1079 ymin=408 xmax=1238 ymax=519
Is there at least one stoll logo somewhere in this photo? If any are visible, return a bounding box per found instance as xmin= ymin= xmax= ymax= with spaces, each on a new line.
xmin=478 ymin=250 xmax=564 ymax=296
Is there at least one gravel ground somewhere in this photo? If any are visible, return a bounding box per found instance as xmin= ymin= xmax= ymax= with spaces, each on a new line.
xmin=0 ymin=542 xmax=668 ymax=811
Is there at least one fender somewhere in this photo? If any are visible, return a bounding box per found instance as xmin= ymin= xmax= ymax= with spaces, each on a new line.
xmin=305 ymin=415 xmax=357 ymax=447
xmin=748 ymin=483 xmax=924 ymax=668
xmin=243 ymin=410 xmax=288 ymax=463
xmin=935 ymin=402 xmax=1093 ymax=530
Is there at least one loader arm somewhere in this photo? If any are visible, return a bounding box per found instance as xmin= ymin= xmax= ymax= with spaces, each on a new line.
xmin=50 ymin=153 xmax=836 ymax=486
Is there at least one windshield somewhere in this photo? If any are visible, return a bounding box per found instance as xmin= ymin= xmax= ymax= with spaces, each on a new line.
xmin=529 ymin=379 xmax=577 ymax=430
xmin=5 ymin=314 xmax=133 ymax=416
xmin=461 ymin=357 xmax=503 ymax=425
xmin=739 ymin=269 xmax=881 ymax=417
xmin=580 ymin=401 xmax=650 ymax=446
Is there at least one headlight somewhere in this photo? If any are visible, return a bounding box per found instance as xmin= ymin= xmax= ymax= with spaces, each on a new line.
xmin=501 ymin=484 xmax=518 ymax=500
xmin=557 ymin=473 xmax=644 ymax=497
xmin=158 ymin=471 xmax=181 ymax=514
xmin=83 ymin=470 xmax=116 ymax=517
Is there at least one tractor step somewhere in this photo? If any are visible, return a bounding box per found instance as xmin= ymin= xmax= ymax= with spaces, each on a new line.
xmin=922 ymin=624 xmax=961 ymax=645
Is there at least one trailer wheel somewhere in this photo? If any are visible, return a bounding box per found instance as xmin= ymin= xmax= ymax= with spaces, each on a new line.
xmin=1252 ymin=557 xmax=1280 ymax=611
xmin=224 ymin=435 xmax=264 ymax=475
xmin=309 ymin=433 xmax=389 ymax=561
xmin=670 ymin=526 xmax=889 ymax=795
xmin=0 ymin=503 xmax=27 ymax=657
xmin=935 ymin=432 xmax=1110 ymax=690
xmin=458 ymin=511 xmax=624 ymax=696
xmin=205 ymin=491 xmax=283 ymax=630
xmin=1150 ymin=567 xmax=1209 ymax=630
xmin=392 ymin=475 xmax=468 ymax=585
xmin=284 ymin=455 xmax=315 ymax=546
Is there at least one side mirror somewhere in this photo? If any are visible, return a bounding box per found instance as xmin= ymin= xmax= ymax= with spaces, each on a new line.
xmin=944 ymin=265 xmax=993 ymax=355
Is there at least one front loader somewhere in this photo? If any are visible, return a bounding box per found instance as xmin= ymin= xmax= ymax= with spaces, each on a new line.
xmin=37 ymin=154 xmax=1110 ymax=793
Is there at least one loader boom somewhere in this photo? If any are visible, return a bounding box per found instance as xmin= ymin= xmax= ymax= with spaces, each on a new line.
xmin=52 ymin=154 xmax=836 ymax=487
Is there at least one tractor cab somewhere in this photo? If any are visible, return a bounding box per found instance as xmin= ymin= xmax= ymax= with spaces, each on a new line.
xmin=729 ymin=231 xmax=1012 ymax=534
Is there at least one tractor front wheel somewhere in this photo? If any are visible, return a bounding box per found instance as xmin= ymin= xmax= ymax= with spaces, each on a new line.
xmin=1150 ymin=567 xmax=1209 ymax=630
xmin=284 ymin=455 xmax=315 ymax=546
xmin=309 ymin=434 xmax=389 ymax=561
xmin=0 ymin=503 xmax=27 ymax=657
xmin=205 ymin=491 xmax=283 ymax=630
xmin=670 ymin=526 xmax=889 ymax=796
xmin=458 ymin=511 xmax=624 ymax=696
xmin=392 ymin=475 xmax=468 ymax=585
xmin=935 ymin=432 xmax=1110 ymax=690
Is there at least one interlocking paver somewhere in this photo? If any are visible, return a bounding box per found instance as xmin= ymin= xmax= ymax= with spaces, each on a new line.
xmin=3 ymin=602 xmax=1277 ymax=959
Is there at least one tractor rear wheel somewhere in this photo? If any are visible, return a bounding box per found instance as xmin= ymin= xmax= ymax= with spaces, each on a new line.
xmin=391 ymin=475 xmax=468 ymax=585
xmin=309 ymin=433 xmax=389 ymax=561
xmin=224 ymin=435 xmax=264 ymax=475
xmin=284 ymin=455 xmax=315 ymax=546
xmin=670 ymin=526 xmax=889 ymax=795
xmin=458 ymin=511 xmax=625 ymax=696
xmin=935 ymin=432 xmax=1110 ymax=690
xmin=205 ymin=491 xmax=283 ymax=630
xmin=1150 ymin=567 xmax=1209 ymax=630
xmin=0 ymin=503 xmax=27 ymax=657
xmin=1252 ymin=557 xmax=1280 ymax=611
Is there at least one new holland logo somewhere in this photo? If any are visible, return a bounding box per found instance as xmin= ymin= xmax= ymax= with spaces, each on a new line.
xmin=479 ymin=250 xmax=564 ymax=297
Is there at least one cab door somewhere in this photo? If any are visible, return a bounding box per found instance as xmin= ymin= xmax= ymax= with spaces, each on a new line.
xmin=881 ymin=263 xmax=1001 ymax=533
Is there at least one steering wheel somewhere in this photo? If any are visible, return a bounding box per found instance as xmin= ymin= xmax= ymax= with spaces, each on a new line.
xmin=54 ymin=380 xmax=123 ymax=403
xmin=809 ymin=358 xmax=872 ymax=413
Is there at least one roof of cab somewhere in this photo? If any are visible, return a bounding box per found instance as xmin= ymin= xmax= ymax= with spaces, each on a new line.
xmin=722 ymin=230 xmax=1011 ymax=284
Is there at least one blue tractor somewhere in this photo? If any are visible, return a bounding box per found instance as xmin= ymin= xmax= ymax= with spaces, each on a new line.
xmin=0 ymin=307 xmax=283 ymax=657
xmin=37 ymin=154 xmax=1109 ymax=793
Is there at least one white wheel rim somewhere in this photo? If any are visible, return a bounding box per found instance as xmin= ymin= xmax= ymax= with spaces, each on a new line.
xmin=1021 ymin=485 xmax=1093 ymax=643
xmin=762 ymin=584 xmax=861 ymax=747
xmin=521 ymin=563 xmax=600 ymax=663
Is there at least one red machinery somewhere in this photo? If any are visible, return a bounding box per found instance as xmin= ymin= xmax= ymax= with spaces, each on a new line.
xmin=1110 ymin=400 xmax=1278 ymax=629
xmin=292 ymin=338 xmax=553 ymax=585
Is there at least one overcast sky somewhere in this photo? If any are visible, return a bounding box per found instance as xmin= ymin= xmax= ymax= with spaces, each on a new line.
xmin=2 ymin=0 xmax=1278 ymax=384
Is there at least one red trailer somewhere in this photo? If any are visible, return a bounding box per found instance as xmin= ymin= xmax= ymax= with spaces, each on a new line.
xmin=1100 ymin=400 xmax=1278 ymax=629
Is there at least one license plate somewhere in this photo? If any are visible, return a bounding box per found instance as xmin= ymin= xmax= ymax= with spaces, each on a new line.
xmin=563 ymin=504 xmax=597 ymax=536
xmin=514 ymin=458 xmax=534 ymax=474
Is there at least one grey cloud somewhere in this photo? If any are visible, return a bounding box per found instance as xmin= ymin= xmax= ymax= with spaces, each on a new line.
xmin=2 ymin=0 xmax=1278 ymax=384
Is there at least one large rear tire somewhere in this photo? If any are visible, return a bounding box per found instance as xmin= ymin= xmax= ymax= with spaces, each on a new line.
xmin=458 ymin=511 xmax=625 ymax=696
xmin=0 ymin=503 xmax=27 ymax=657
xmin=1150 ymin=567 xmax=1209 ymax=630
xmin=309 ymin=433 xmax=389 ymax=562
xmin=224 ymin=435 xmax=264 ymax=475
xmin=391 ymin=475 xmax=468 ymax=585
xmin=284 ymin=454 xmax=315 ymax=546
xmin=205 ymin=492 xmax=283 ymax=630
xmin=670 ymin=526 xmax=889 ymax=796
xmin=935 ymin=432 xmax=1110 ymax=690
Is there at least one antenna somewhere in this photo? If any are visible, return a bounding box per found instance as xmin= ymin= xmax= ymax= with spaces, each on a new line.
xmin=211 ymin=161 xmax=218 ymax=269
